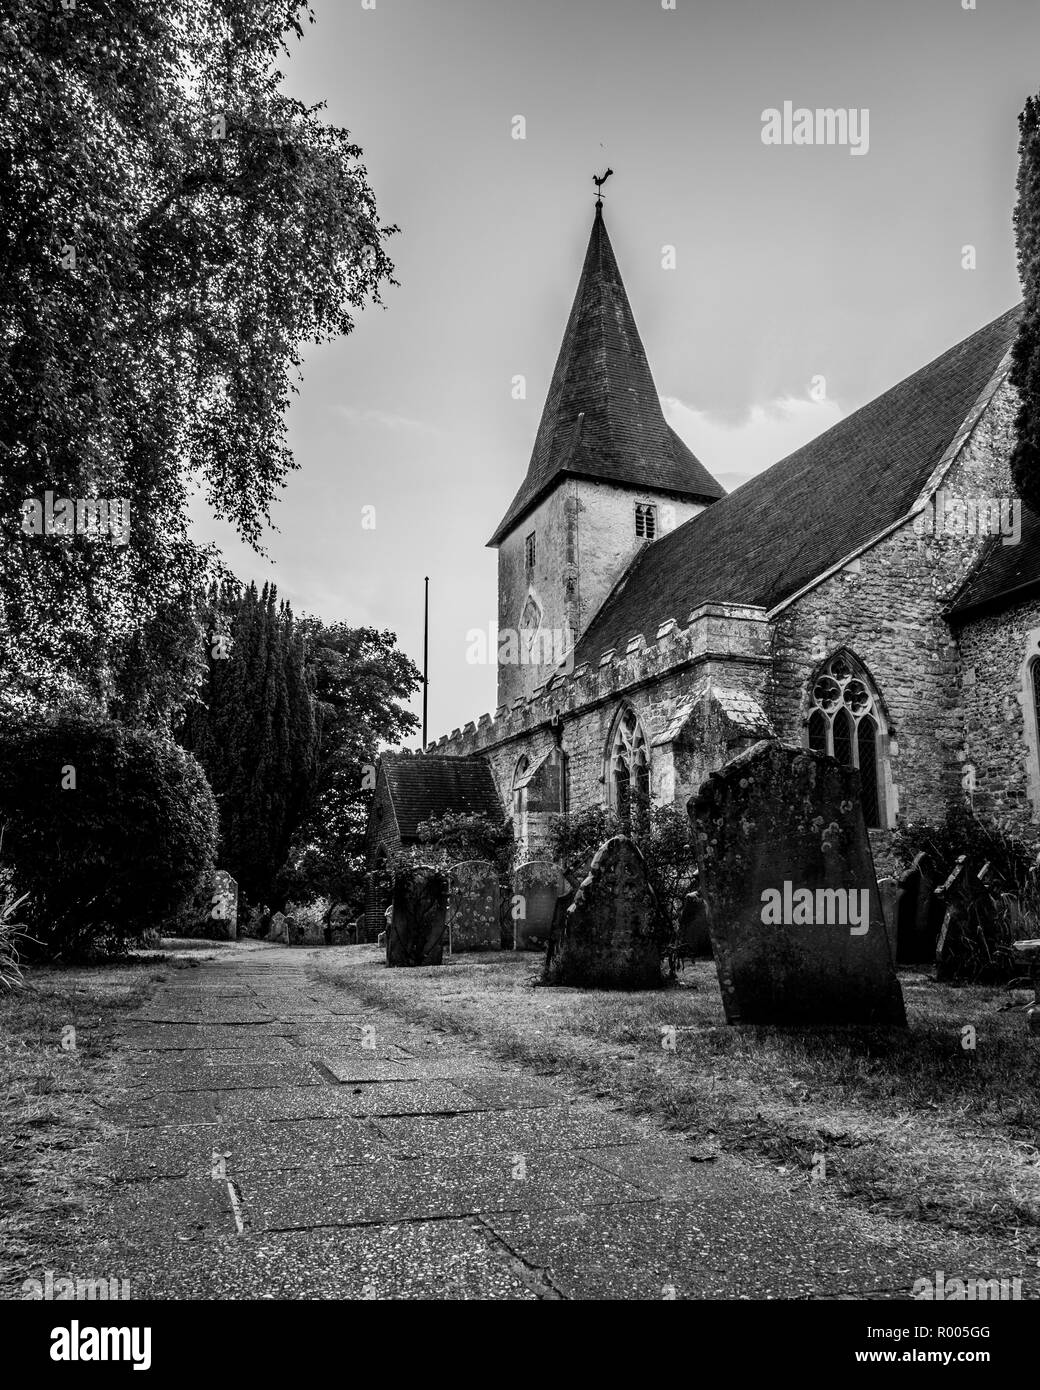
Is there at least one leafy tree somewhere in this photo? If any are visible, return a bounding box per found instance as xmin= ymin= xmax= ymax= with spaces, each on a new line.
xmin=0 ymin=0 xmax=395 ymax=717
xmin=282 ymin=621 xmax=420 ymax=904
xmin=1012 ymin=93 xmax=1040 ymax=512
xmin=0 ymin=711 xmax=218 ymax=959
xmin=178 ymin=581 xmax=320 ymax=903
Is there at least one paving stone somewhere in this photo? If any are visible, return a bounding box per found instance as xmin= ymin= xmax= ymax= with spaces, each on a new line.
xmin=235 ymin=1153 xmax=655 ymax=1231
xmin=372 ymin=1105 xmax=643 ymax=1158
xmin=314 ymin=1052 xmax=480 ymax=1083
xmin=117 ymin=1025 xmax=293 ymax=1050
xmin=214 ymin=1086 xmax=362 ymax=1123
xmin=129 ymin=1061 xmax=321 ymax=1092
xmin=80 ymin=1179 xmax=237 ymax=1244
xmin=100 ymin=1091 xmax=219 ymax=1127
xmin=96 ymin=1126 xmax=215 ymax=1181
xmin=212 ymin=1117 xmax=391 ymax=1173
xmin=456 ymin=1076 xmax=564 ymax=1109
xmin=23 ymin=1223 xmax=540 ymax=1300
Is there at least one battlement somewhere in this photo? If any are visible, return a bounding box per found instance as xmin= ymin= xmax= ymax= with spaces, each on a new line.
xmin=422 ymin=601 xmax=771 ymax=759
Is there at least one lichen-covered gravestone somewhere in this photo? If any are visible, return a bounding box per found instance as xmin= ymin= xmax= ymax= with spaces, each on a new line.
xmin=690 ymin=740 xmax=905 ymax=1026
xmin=387 ymin=866 xmax=448 ymax=967
xmin=270 ymin=911 xmax=288 ymax=944
xmin=544 ymin=836 xmax=663 ymax=989
xmin=512 ymin=861 xmax=564 ymax=951
xmin=448 ymin=860 xmax=501 ymax=953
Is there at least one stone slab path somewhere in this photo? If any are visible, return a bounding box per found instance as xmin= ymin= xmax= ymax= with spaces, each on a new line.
xmin=52 ymin=943 xmax=1034 ymax=1299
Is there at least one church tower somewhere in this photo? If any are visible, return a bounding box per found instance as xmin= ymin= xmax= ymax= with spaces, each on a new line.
xmin=488 ymin=196 xmax=724 ymax=707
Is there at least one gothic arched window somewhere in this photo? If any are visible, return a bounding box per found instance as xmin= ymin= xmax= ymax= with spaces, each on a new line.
xmin=607 ymin=706 xmax=650 ymax=826
xmin=805 ymin=652 xmax=888 ymax=829
xmin=512 ymin=756 xmax=529 ymax=820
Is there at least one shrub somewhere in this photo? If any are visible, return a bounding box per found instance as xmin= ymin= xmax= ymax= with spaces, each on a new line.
xmin=0 ymin=713 xmax=219 ymax=959
xmin=285 ymin=897 xmax=331 ymax=940
xmin=892 ymin=806 xmax=1040 ymax=982
xmin=548 ymin=801 xmax=693 ymax=969
xmin=410 ymin=811 xmax=516 ymax=875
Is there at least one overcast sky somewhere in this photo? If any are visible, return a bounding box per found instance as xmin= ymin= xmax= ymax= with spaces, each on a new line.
xmin=189 ymin=0 xmax=1034 ymax=745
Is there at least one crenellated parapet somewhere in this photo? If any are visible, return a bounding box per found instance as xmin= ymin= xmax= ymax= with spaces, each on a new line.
xmin=422 ymin=600 xmax=771 ymax=759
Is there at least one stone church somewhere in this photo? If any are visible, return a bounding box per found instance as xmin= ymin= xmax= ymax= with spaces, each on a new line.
xmin=368 ymin=198 xmax=1040 ymax=880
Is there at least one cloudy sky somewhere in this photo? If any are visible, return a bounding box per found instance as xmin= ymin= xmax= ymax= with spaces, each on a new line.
xmin=190 ymin=0 xmax=1034 ymax=745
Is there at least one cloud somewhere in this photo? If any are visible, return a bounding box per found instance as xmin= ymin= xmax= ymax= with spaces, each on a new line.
xmin=662 ymin=393 xmax=844 ymax=493
xmin=332 ymin=405 xmax=444 ymax=438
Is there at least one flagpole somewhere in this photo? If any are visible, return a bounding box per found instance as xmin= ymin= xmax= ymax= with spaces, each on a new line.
xmin=422 ymin=576 xmax=429 ymax=750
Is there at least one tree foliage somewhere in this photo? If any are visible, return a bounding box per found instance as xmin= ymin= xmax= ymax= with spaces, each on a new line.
xmin=178 ymin=581 xmax=320 ymax=903
xmin=0 ymin=0 xmax=395 ymax=715
xmin=0 ymin=711 xmax=218 ymax=958
xmin=283 ymin=620 xmax=421 ymax=904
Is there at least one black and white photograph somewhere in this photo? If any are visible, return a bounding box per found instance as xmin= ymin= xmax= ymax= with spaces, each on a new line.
xmin=1 ymin=0 xmax=1039 ymax=1360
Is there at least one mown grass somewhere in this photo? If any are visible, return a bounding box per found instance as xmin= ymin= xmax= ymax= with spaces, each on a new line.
xmin=315 ymin=949 xmax=1040 ymax=1254
xmin=0 ymin=956 xmax=168 ymax=1294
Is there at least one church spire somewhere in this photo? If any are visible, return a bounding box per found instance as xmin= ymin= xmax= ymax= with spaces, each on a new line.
xmin=488 ymin=193 xmax=723 ymax=547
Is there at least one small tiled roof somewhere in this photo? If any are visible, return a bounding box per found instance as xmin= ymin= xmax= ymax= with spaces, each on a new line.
xmin=948 ymin=503 xmax=1040 ymax=618
xmin=381 ymin=754 xmax=502 ymax=840
xmin=488 ymin=204 xmax=724 ymax=547
xmin=576 ymin=304 xmax=1022 ymax=662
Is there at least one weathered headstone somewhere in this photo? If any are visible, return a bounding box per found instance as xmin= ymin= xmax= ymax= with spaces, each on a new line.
xmin=690 ymin=741 xmax=906 ymax=1026
xmin=544 ymin=836 xmax=663 ymax=989
xmin=512 ymin=861 xmax=563 ymax=951
xmin=678 ymin=891 xmax=712 ymax=958
xmin=205 ymin=870 xmax=238 ymax=941
xmin=447 ymin=860 xmax=501 ymax=952
xmin=387 ymin=865 xmax=448 ymax=967
xmin=894 ymin=851 xmax=945 ymax=963
xmin=270 ymin=910 xmax=288 ymax=944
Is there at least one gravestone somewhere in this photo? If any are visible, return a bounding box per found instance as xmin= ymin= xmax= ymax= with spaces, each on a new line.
xmin=678 ymin=891 xmax=712 ymax=958
xmin=447 ymin=860 xmax=501 ymax=952
xmin=270 ymin=911 xmax=288 ymax=944
xmin=205 ymin=870 xmax=238 ymax=941
xmin=512 ymin=861 xmax=564 ymax=951
xmin=387 ymin=865 xmax=448 ymax=967
xmin=690 ymin=740 xmax=906 ymax=1026
xmin=894 ymin=851 xmax=945 ymax=963
xmin=544 ymin=836 xmax=663 ymax=989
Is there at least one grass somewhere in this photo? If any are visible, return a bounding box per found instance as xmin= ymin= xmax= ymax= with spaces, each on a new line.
xmin=0 ymin=953 xmax=172 ymax=1294
xmin=314 ymin=948 xmax=1040 ymax=1255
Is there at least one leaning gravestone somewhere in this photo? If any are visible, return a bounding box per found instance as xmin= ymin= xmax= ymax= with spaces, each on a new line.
xmin=544 ymin=836 xmax=663 ymax=989
xmin=387 ymin=866 xmax=448 ymax=967
xmin=447 ymin=860 xmax=501 ymax=952
xmin=512 ymin=861 xmax=564 ymax=951
xmin=690 ymin=740 xmax=906 ymax=1026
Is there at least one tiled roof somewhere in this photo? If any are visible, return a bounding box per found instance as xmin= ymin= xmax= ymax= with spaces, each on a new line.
xmin=948 ymin=503 xmax=1040 ymax=618
xmin=488 ymin=204 xmax=724 ymax=547
xmin=381 ymin=754 xmax=503 ymax=840
xmin=576 ymin=304 xmax=1022 ymax=662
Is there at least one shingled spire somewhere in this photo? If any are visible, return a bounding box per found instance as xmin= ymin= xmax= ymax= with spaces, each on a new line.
xmin=488 ymin=201 xmax=723 ymax=547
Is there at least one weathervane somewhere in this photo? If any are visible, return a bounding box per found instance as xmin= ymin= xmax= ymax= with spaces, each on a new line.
xmin=593 ymin=167 xmax=614 ymax=205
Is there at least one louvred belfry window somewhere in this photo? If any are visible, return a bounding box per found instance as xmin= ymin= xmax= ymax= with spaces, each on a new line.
xmin=805 ymin=653 xmax=887 ymax=829
xmin=635 ymin=504 xmax=657 ymax=540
